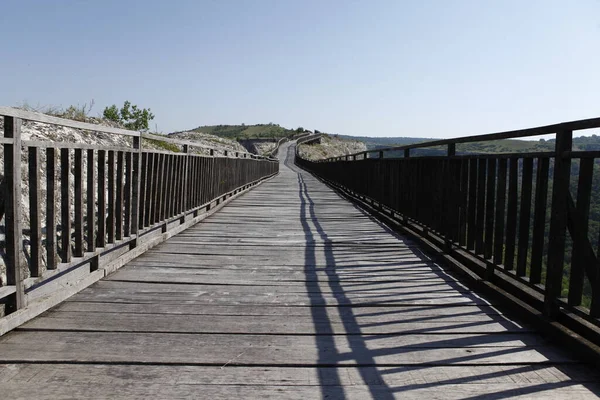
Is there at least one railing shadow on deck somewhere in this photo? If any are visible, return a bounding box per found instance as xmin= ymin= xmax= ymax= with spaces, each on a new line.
xmin=288 ymin=141 xmax=600 ymax=398
xmin=295 ymin=118 xmax=600 ymax=362
xmin=0 ymin=107 xmax=279 ymax=333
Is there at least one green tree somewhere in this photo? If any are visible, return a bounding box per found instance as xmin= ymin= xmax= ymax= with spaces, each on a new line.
xmin=103 ymin=101 xmax=155 ymax=131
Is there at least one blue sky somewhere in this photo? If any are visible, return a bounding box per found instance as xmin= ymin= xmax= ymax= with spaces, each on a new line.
xmin=1 ymin=0 xmax=599 ymax=138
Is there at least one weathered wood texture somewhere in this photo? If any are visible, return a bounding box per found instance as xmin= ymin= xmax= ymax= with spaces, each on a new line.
xmin=0 ymin=108 xmax=278 ymax=318
xmin=0 ymin=143 xmax=598 ymax=399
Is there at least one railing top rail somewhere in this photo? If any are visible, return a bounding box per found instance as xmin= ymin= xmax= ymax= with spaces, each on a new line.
xmin=331 ymin=116 xmax=600 ymax=160
xmin=139 ymin=132 xmax=272 ymax=160
xmin=0 ymin=106 xmax=140 ymax=137
xmin=1 ymin=106 xmax=276 ymax=161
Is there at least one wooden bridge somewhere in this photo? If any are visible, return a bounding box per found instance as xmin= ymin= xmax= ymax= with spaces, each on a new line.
xmin=0 ymin=108 xmax=599 ymax=398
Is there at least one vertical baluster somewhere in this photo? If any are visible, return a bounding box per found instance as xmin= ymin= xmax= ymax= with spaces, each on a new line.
xmin=211 ymin=156 xmax=218 ymax=202
xmin=155 ymin=153 xmax=165 ymax=223
xmin=493 ymin=158 xmax=508 ymax=265
xmin=46 ymin=148 xmax=58 ymax=270
xmin=178 ymin=155 xmax=185 ymax=214
xmin=139 ymin=151 xmax=147 ymax=229
xmin=504 ymin=158 xmax=519 ymax=271
xmin=484 ymin=158 xmax=497 ymax=262
xmin=205 ymin=157 xmax=211 ymax=205
xmin=458 ymin=159 xmax=469 ymax=246
xmin=171 ymin=155 xmax=178 ymax=216
xmin=163 ymin=154 xmax=172 ymax=220
xmin=196 ymin=156 xmax=202 ymax=207
xmin=188 ymin=156 xmax=194 ymax=208
xmin=474 ymin=158 xmax=486 ymax=254
xmin=530 ymin=157 xmax=549 ymax=284
xmin=212 ymin=157 xmax=218 ymax=202
xmin=170 ymin=155 xmax=178 ymax=216
xmin=107 ymin=151 xmax=115 ymax=243
xmin=60 ymin=148 xmax=71 ymax=263
xmin=450 ymin=159 xmax=462 ymax=243
xmin=568 ymin=157 xmax=593 ymax=306
xmin=115 ymin=151 xmax=124 ymax=240
xmin=145 ymin=152 xmax=155 ymax=227
xmin=150 ymin=153 xmax=159 ymax=224
xmin=466 ymin=159 xmax=477 ymax=250
xmin=516 ymin=158 xmax=533 ymax=277
xmin=159 ymin=152 xmax=166 ymax=221
xmin=190 ymin=156 xmax=197 ymax=208
xmin=124 ymin=151 xmax=132 ymax=237
xmin=74 ymin=149 xmax=84 ymax=257
xmin=172 ymin=155 xmax=179 ymax=216
xmin=86 ymin=149 xmax=96 ymax=253
xmin=131 ymin=137 xmax=141 ymax=240
xmin=97 ymin=150 xmax=106 ymax=248
xmin=194 ymin=157 xmax=206 ymax=207
xmin=28 ymin=147 xmax=42 ymax=277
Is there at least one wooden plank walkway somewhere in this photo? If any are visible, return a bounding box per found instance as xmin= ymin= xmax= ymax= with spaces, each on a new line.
xmin=1 ymin=142 xmax=599 ymax=399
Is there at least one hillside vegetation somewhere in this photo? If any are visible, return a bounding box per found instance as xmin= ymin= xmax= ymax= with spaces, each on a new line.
xmin=189 ymin=123 xmax=296 ymax=140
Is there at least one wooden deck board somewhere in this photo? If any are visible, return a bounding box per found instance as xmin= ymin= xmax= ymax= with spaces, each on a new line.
xmin=1 ymin=142 xmax=598 ymax=399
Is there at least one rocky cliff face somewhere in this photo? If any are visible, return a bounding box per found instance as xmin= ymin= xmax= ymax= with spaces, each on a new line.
xmin=297 ymin=134 xmax=367 ymax=161
xmin=237 ymin=139 xmax=278 ymax=156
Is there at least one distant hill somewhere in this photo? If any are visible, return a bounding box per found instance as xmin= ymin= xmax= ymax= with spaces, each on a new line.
xmin=339 ymin=134 xmax=600 ymax=156
xmin=337 ymin=135 xmax=435 ymax=149
xmin=186 ymin=124 xmax=296 ymax=140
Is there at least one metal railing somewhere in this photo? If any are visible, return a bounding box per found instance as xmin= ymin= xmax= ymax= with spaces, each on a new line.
xmin=0 ymin=107 xmax=278 ymax=321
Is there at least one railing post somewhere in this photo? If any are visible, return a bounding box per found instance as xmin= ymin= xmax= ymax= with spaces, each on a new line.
xmin=4 ymin=116 xmax=25 ymax=312
xmin=404 ymin=149 xmax=410 ymax=158
xmin=379 ymin=151 xmax=384 ymax=159
xmin=28 ymin=147 xmax=42 ymax=277
xmin=443 ymin=143 xmax=456 ymax=254
xmin=130 ymin=136 xmax=142 ymax=248
xmin=447 ymin=143 xmax=456 ymax=157
xmin=544 ymin=130 xmax=573 ymax=317
xmin=210 ymin=149 xmax=214 ymax=157
xmin=182 ymin=144 xmax=189 ymax=222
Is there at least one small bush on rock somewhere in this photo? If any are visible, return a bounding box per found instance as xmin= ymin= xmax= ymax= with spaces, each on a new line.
xmin=103 ymin=101 xmax=155 ymax=131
